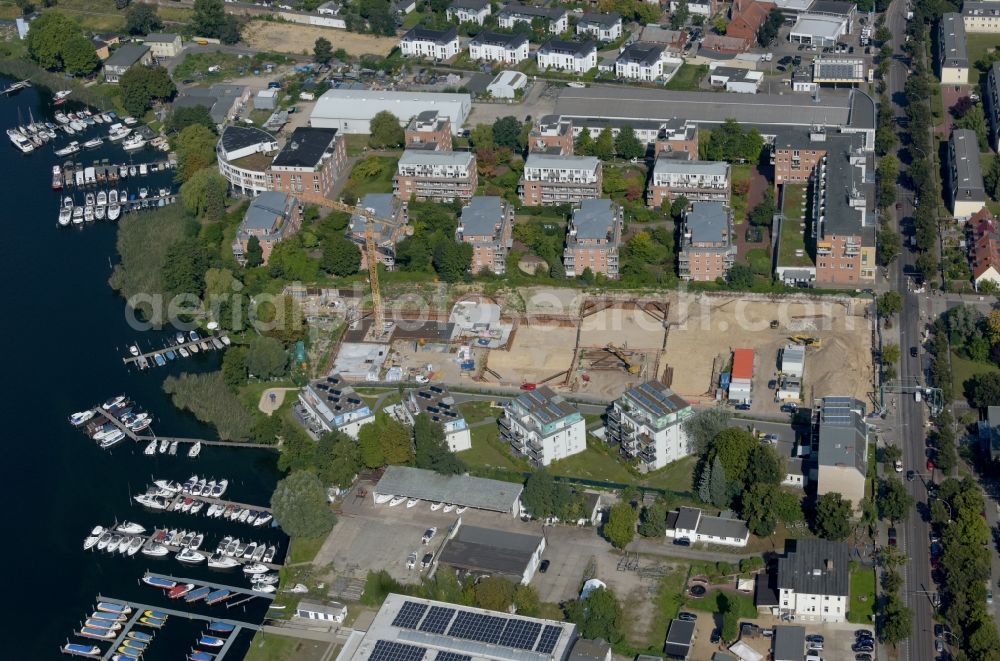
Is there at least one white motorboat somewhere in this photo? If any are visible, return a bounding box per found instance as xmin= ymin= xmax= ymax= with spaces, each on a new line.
xmin=122 ymin=134 xmax=145 ymax=151
xmin=119 ymin=165 xmax=128 ymax=178
xmin=108 ymin=124 xmax=130 ymax=141
xmin=83 ymin=205 xmax=94 ymax=222
xmin=220 ymin=336 xmax=231 ymax=346
xmin=176 ymin=548 xmax=206 ymax=564
xmin=262 ymin=545 xmax=277 ymax=563
xmin=252 ymin=572 xmax=279 ymax=585
xmin=442 ymin=504 xmax=456 ymax=513
xmin=144 ymin=440 xmax=157 ymax=455
xmin=63 ymin=124 xmax=75 ymax=135
xmin=139 ymin=163 xmax=148 ymax=175
xmin=168 ymin=441 xmax=178 ymax=455
xmin=208 ymin=553 xmax=239 ymax=569
xmin=54 ymin=141 xmax=80 ymax=156
xmin=106 ymin=535 xmax=122 ymax=553
xmin=212 ymin=479 xmax=227 ymax=497
xmin=96 ymin=190 xmax=107 ymax=207
xmin=116 ymin=521 xmax=146 ymax=535
xmin=126 ymin=537 xmax=144 ymax=556
xmin=102 ymin=113 xmax=113 ymax=122
xmin=142 ymin=543 xmax=169 ymax=557
xmin=92 ymin=112 xmax=104 ymax=124
xmin=99 ymin=430 xmax=125 ymax=448
xmin=178 ymin=347 xmax=189 ymax=358
xmin=188 ymin=441 xmax=202 ymax=459
xmin=189 ymin=533 xmax=204 ymax=550
xmin=139 ymin=187 xmax=148 ymax=199
xmin=430 ymin=502 xmax=444 ymax=511
xmin=252 ymin=584 xmax=276 ymax=594
xmin=455 ymin=506 xmax=468 ymax=514
xmin=190 ymin=501 xmax=204 ymax=515
xmin=374 ymin=493 xmax=394 ymax=504
xmin=242 ymin=562 xmax=269 ymax=575
xmin=85 ymin=192 xmax=95 ymax=206
xmin=72 ymin=206 xmax=83 ymax=224
xmin=54 ymin=111 xmax=69 ymax=123
xmin=83 ymin=526 xmax=105 ymax=550
xmin=389 ymin=496 xmax=406 ymax=507
xmin=83 ymin=137 xmax=103 ymax=149
xmin=69 ymin=120 xmax=85 ymax=131
xmin=242 ymin=542 xmax=258 ymax=559
xmin=253 ymin=512 xmax=273 ymax=527
xmin=58 ymin=205 xmax=72 ymax=226
xmin=123 ymin=116 xmax=138 ymax=125
xmin=117 ymin=536 xmax=132 ymax=555
xmin=95 ymin=204 xmax=105 ymax=220
xmin=406 ymin=498 xmax=419 ymax=508
xmin=153 ymin=480 xmax=181 ymax=493
xmin=158 ymin=439 xmax=168 ymax=453
xmin=96 ymin=532 xmax=112 ymax=551
xmin=69 ymin=410 xmax=95 ymax=426
xmin=134 ymin=494 xmax=168 ymax=510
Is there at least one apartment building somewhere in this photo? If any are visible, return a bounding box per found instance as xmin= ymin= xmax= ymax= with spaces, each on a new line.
xmin=964 ymin=1 xmax=1000 ymax=33
xmin=606 ymin=380 xmax=695 ymax=472
xmin=728 ymin=0 xmax=775 ymax=46
xmin=298 ymin=374 xmax=374 ymax=439
xmin=216 ymin=125 xmax=278 ymax=196
xmin=969 ymin=208 xmax=1000 ymax=288
xmin=348 ymin=193 xmax=409 ymax=270
xmin=394 ymin=149 xmax=477 ymax=201
xmin=405 ymin=110 xmax=452 ymax=151
xmin=948 ymin=128 xmax=987 ymax=220
xmin=615 ymin=42 xmax=670 ymax=81
xmin=939 ymin=12 xmax=969 ymax=84
xmin=447 ymin=0 xmax=491 ymax=24
xmin=399 ymin=384 xmax=471 ymax=452
xmin=500 ymin=386 xmax=586 ymax=466
xmin=399 ymin=26 xmax=461 ymax=60
xmin=468 ymin=30 xmax=530 ymax=64
xmin=563 ymin=199 xmax=623 ymax=279
xmin=777 ymin=539 xmax=850 ymax=623
xmin=568 ymin=116 xmax=663 ymax=146
xmin=267 ymin=127 xmax=346 ymax=201
xmin=232 ymin=192 xmax=302 ymax=265
xmin=497 ymin=3 xmax=568 ymax=33
xmin=456 ymin=196 xmax=514 ymax=275
xmin=536 ymin=39 xmax=597 ymax=74
xmin=678 ymin=201 xmax=735 ymax=281
xmin=528 ymin=115 xmax=575 ymax=155
xmin=813 ymin=396 xmax=869 ymax=512
xmin=654 ymin=118 xmax=699 ymax=158
xmin=771 ymin=128 xmax=829 ymax=186
xmin=988 ymin=62 xmax=1000 ymax=151
xmin=575 ymin=11 xmax=623 ymax=41
xmin=520 ymin=153 xmax=603 ymax=206
xmin=647 ymin=158 xmax=731 ymax=207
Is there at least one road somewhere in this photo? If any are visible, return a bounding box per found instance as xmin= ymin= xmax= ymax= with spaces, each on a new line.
xmin=885 ymin=0 xmax=936 ymax=658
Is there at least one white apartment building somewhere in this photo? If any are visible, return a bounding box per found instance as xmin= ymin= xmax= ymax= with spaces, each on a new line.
xmin=447 ymin=0 xmax=491 ymax=24
xmin=497 ymin=3 xmax=568 ymax=33
xmin=469 ymin=30 xmax=530 ymax=64
xmin=777 ymin=539 xmax=850 ymax=623
xmin=398 ymin=384 xmax=472 ymax=453
xmin=615 ymin=42 xmax=669 ymax=81
xmin=648 ymin=158 xmax=731 ymax=207
xmin=964 ymin=1 xmax=1000 ymax=32
xmin=536 ymin=38 xmax=597 ymax=74
xmin=575 ymin=12 xmax=623 ymax=41
xmin=399 ymin=26 xmax=460 ymax=60
xmin=215 ymin=125 xmax=278 ymax=196
xmin=520 ymin=153 xmax=603 ymax=205
xmin=500 ymin=386 xmax=586 ymax=466
xmin=394 ymin=149 xmax=477 ymax=201
xmin=298 ymin=374 xmax=375 ymax=439
xmin=606 ymin=380 xmax=695 ymax=472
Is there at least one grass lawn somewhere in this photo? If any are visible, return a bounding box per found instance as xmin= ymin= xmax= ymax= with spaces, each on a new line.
xmin=747 ymin=248 xmax=771 ymax=275
xmin=346 ymin=156 xmax=398 ymax=197
xmin=42 ymin=0 xmax=124 ymax=31
xmin=244 ymin=632 xmax=331 ymax=661
xmin=848 ymin=565 xmax=876 ymax=624
xmin=287 ymin=535 xmax=326 ymax=565
xmin=967 ymin=34 xmax=1000 ymax=85
xmin=684 ymin=590 xmax=757 ymax=618
xmin=666 ymin=64 xmax=708 ymax=92
xmin=951 ymin=350 xmax=1000 ymax=399
xmin=731 ymin=164 xmax=753 ymax=223
xmin=549 ymin=440 xmax=636 ymax=483
xmin=640 ymin=455 xmax=696 ymax=492
xmin=460 ymin=399 xmax=500 ymax=425
xmin=458 ymin=425 xmax=523 ymax=470
xmin=402 ymin=10 xmax=428 ymax=28
xmin=641 ymin=571 xmax=687 ymax=651
xmin=345 ymin=133 xmax=371 ymax=157
xmin=174 ymin=52 xmax=247 ymax=84
xmin=779 ymin=184 xmax=812 ymax=267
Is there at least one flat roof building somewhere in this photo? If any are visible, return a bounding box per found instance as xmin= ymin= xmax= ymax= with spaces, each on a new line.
xmin=438 ymin=524 xmax=546 ymax=585
xmin=457 ymin=196 xmax=514 ymax=275
xmin=311 ymin=89 xmax=471 ymax=135
xmin=297 ymin=374 xmax=375 ymax=438
xmin=394 ymin=149 xmax=477 ymax=201
xmin=520 ymin=153 xmax=603 ymax=206
xmin=679 ymin=201 xmax=735 ymax=282
xmin=373 ymin=466 xmax=523 ymax=515
xmin=608 ymin=380 xmax=695 ymax=472
xmin=400 ymin=383 xmax=472 ymax=452
xmin=772 ymin=625 xmax=806 ymax=661
xmin=268 ymin=126 xmax=346 ymax=202
xmin=789 ymin=13 xmax=849 ymax=47
xmin=216 ymin=125 xmax=278 ymax=196
xmin=648 ymin=158 xmax=730 ymax=207
xmin=664 ymin=619 xmax=696 ymax=659
xmin=564 ymin=199 xmax=623 ymax=280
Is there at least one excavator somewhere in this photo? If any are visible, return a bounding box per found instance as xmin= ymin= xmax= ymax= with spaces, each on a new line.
xmin=788 ymin=335 xmax=822 ymax=348
xmin=605 ymin=342 xmax=641 ymax=375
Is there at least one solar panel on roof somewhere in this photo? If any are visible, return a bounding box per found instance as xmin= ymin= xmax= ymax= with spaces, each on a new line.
xmin=392 ymin=601 xmax=428 ymax=629
xmin=498 ymin=618 xmax=542 ymax=650
xmin=418 ymin=606 xmax=456 ymax=634
xmin=447 ymin=611 xmax=505 ymax=644
xmin=434 ymin=653 xmax=471 ymax=661
xmin=370 ymin=640 xmax=426 ymax=661
xmin=536 ymin=624 xmax=563 ymax=654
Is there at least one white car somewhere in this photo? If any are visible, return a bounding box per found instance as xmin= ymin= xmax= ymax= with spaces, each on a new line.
xmin=894 ymin=459 xmax=904 ymax=473
xmin=406 ymin=552 xmax=417 ymax=569
xmin=415 ymin=375 xmax=429 ymax=383
xmin=422 ymin=527 xmax=437 ymax=544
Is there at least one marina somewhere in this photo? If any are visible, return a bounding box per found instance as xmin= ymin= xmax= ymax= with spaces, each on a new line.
xmin=55 ymin=157 xmax=176 ymax=189
xmin=141 ymin=573 xmax=277 ymax=601
xmin=122 ymin=332 xmax=232 ymax=370
xmin=134 ymin=480 xmax=274 ymax=523
xmin=57 ymin=187 xmax=176 ymax=227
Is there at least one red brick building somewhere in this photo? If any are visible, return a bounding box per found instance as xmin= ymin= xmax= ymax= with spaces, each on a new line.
xmin=267 ymin=127 xmax=346 ymax=202
xmin=529 ymin=115 xmax=575 ymax=155
xmin=405 ymin=110 xmax=453 ymax=151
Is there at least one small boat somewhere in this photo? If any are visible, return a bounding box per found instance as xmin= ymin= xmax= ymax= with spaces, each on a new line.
xmin=252 ymin=584 xmax=276 ymax=594
xmin=134 ymin=493 xmax=167 ymax=510
xmin=54 ymin=141 xmax=80 ymax=156
xmin=188 ymin=441 xmax=202 ymax=458
xmin=83 ymin=137 xmax=103 ymax=149
xmin=153 ymin=353 xmax=166 ymax=367
xmin=78 ymin=627 xmax=116 ymax=640
xmin=238 ymin=508 xmax=250 ymax=523
xmin=242 ymin=542 xmax=258 ymax=559
xmin=83 ymin=526 xmax=104 ymax=550
xmin=168 ymin=582 xmax=196 ymax=599
xmin=108 ymin=125 xmax=131 ymax=141
xmin=177 ymin=548 xmax=206 ymax=564
xmin=123 ymin=135 xmax=145 ymax=151
xmin=443 ymin=503 xmax=456 ymax=513
xmin=141 ymin=543 xmax=168 ymax=557
xmin=154 ymin=480 xmax=182 ymax=493
xmin=115 ymin=649 xmax=141 ymax=661
xmin=89 ymin=611 xmax=126 ymax=623
xmin=184 ymin=586 xmax=212 ymax=603
xmin=139 ymin=186 xmax=148 ymax=199
xmin=54 ymin=90 xmax=72 ymax=101
xmin=144 ymin=610 xmax=168 ymax=619
xmin=72 ymin=206 xmax=83 ymax=224
xmin=123 ymin=116 xmax=138 ymax=125
xmin=117 ymin=536 xmax=133 ymax=555
xmin=69 ymin=410 xmax=95 ymax=426
xmin=189 ymin=652 xmax=215 ymax=661
xmin=389 ymin=496 xmax=406 ymax=507
xmin=243 ymin=562 xmax=269 ymax=575
xmin=143 ymin=575 xmax=177 ymax=589
xmin=166 ymin=350 xmax=176 ymax=361
xmin=204 ymin=589 xmax=231 ymax=605
xmin=189 ymin=342 xmax=200 ymax=354
xmin=116 ymin=521 xmax=145 ymax=535
xmin=208 ymin=621 xmax=236 ymax=634
xmin=191 ymin=500 xmax=205 ymax=514
xmin=119 ymin=165 xmax=128 ymax=178
xmin=406 ymin=498 xmax=419 ymax=508
xmin=207 ymin=553 xmax=239 ymax=569
xmin=189 ymin=533 xmax=204 ymax=549
xmin=169 ymin=440 xmax=179 ymax=455
xmin=55 ymin=112 xmax=69 ymax=123
xmin=92 ymin=113 xmax=104 ymax=124
xmin=159 ymin=439 xmax=169 ymax=453
xmin=121 ymin=640 xmax=148 ymax=651
xmin=97 ymin=602 xmax=131 ymax=615
xmin=128 ymin=165 xmax=136 ymax=177
xmin=126 ymin=631 xmax=153 ymax=642
xmin=138 ymin=616 xmax=165 ymax=628
xmin=132 ymin=418 xmax=152 ymax=432
xmin=96 ymin=532 xmax=112 ymax=551
xmin=84 ymin=618 xmax=121 ymax=631
xmin=95 ymin=204 xmax=105 ymax=220
xmin=178 ymin=347 xmax=190 ymax=358
xmin=126 ymin=537 xmax=143 ymax=556
xmin=253 ymin=572 xmax=279 ymax=585
xmin=106 ymin=535 xmax=122 ymax=553
xmin=61 ymin=643 xmax=101 ymax=658
xmin=456 ymin=506 xmax=468 ymax=514
xmin=430 ymin=502 xmax=444 ymax=511
xmin=211 ymin=479 xmax=227 ymax=497
xmin=262 ymin=545 xmax=277 ymax=563
xmin=199 ymin=635 xmax=226 ymax=648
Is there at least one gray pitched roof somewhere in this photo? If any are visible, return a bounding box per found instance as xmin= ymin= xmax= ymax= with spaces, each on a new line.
xmin=243 ymin=191 xmax=293 ymax=231
xmin=471 ymin=29 xmax=528 ymax=48
xmin=402 ymin=25 xmax=458 ymax=44
xmin=539 ymin=38 xmax=597 ymax=57
xmin=578 ymin=11 xmax=620 ymax=27
xmin=777 ymin=539 xmax=850 ymax=597
xmin=696 ymin=513 xmax=749 ymax=540
xmin=940 ymin=12 xmax=968 ymax=68
xmin=617 ymin=42 xmax=665 ymax=66
xmin=105 ymin=44 xmax=149 ymax=68
xmin=438 ymin=525 xmax=544 ymax=576
xmin=374 ymin=466 xmax=523 ymax=512
xmin=144 ymin=32 xmax=179 ymax=43
xmin=951 ymin=128 xmax=986 ymax=201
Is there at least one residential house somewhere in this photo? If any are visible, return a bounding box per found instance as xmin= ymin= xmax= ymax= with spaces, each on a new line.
xmin=456 ymin=196 xmax=514 ymax=275
xmin=298 ymin=374 xmax=374 ymax=438
xmin=678 ymin=201 xmax=735 ymax=281
xmin=647 ymin=158 xmax=730 ymax=207
xmin=447 ymin=0 xmax=491 ymax=24
xmin=143 ymin=32 xmax=182 ymax=58
xmin=317 ymin=1 xmax=341 ymax=15
xmin=232 ymin=192 xmax=302 ymax=265
xmin=669 ymin=0 xmax=717 ymax=16
xmin=607 ymin=380 xmax=695 ymax=472
xmin=405 ymin=110 xmax=453 ymax=151
xmin=615 ymin=42 xmax=670 ymax=81
xmin=813 ymin=396 xmax=869 ymax=512
xmin=939 ymin=12 xmax=969 ymax=84
xmin=575 ymin=12 xmax=622 ymax=42
xmin=348 ymin=193 xmax=409 ymax=270
xmin=665 ymin=506 xmax=751 ymax=547
xmin=399 ymin=26 xmax=460 ymax=60
xmin=638 ymin=25 xmax=688 ymax=52
xmin=654 ymin=118 xmax=699 ymax=158
xmin=563 ymin=199 xmax=623 ymax=279
xmin=102 ymin=44 xmax=152 ymax=83
xmin=497 ymin=3 xmax=569 ymax=33
xmin=267 ymin=126 xmax=346 ymax=202
xmin=537 ymin=39 xmax=597 ymax=74
xmin=469 ymin=30 xmax=530 ymax=64
xmin=520 ymin=154 xmax=603 ymax=206
xmin=728 ymin=0 xmax=776 ymax=47
xmin=500 ymin=386 xmax=586 ymax=466
xmin=393 ymin=149 xmax=478 ymax=201
xmin=964 ymin=1 xmax=1000 ymax=33
xmin=529 ymin=115 xmax=575 ymax=155
xmin=777 ymin=539 xmax=850 ymax=622
xmin=967 ymin=208 xmax=1000 ymax=288
xmin=398 ymin=384 xmax=471 ymax=452
xmin=92 ymin=33 xmax=121 ymax=60
xmin=948 ymin=128 xmax=987 ymax=219
xmin=216 ymin=125 xmax=279 ymax=196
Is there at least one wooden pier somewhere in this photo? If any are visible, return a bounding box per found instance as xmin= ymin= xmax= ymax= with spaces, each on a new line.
xmin=97 ymin=607 xmax=142 ymax=661
xmin=93 ymin=408 xmax=276 ymax=450
xmin=122 ymin=334 xmax=229 ymax=369
xmin=153 ymin=489 xmax=273 ymax=517
xmin=143 ymin=572 xmax=276 ymax=600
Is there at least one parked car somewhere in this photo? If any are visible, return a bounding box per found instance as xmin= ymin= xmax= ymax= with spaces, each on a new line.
xmin=421 ymin=552 xmax=433 ymax=569
xmin=988 ymin=588 xmax=994 ymax=605
xmin=673 ymin=537 xmax=692 ymax=546
xmin=895 ymin=459 xmax=904 ymax=473
xmin=539 ymin=559 xmax=550 ymax=573
xmin=406 ymin=552 xmax=417 ymax=569
xmin=888 ymin=527 xmax=898 ymax=546
xmin=780 ymin=402 xmax=798 ymax=413
xmin=934 ymin=624 xmax=945 ymax=638
xmin=710 ymin=629 xmax=721 ymax=644
xmin=806 ymin=635 xmax=825 ymax=644
xmin=421 ymin=527 xmax=437 ymax=544
xmin=907 ymin=470 xmax=916 ymax=482
xmin=927 ymin=458 xmax=936 ymax=471
xmin=855 ymin=655 xmax=873 ymax=661
xmin=911 ymin=346 xmax=919 ymax=357
xmin=809 ymin=641 xmax=824 ymax=651
xmin=677 ymin=612 xmax=697 ymax=622
xmin=935 ymin=640 xmax=945 ymax=653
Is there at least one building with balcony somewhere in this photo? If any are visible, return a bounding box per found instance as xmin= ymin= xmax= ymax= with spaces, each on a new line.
xmin=606 ymin=380 xmax=695 ymax=472
xmin=948 ymin=128 xmax=987 ymax=220
xmin=216 ymin=125 xmax=278 ymax=196
xmin=653 ymin=118 xmax=699 ymax=158
xmin=398 ymin=383 xmax=471 ymax=452
xmin=988 ymin=62 xmax=1000 ymax=151
xmin=348 ymin=193 xmax=409 ymax=270
xmin=468 ymin=30 xmax=530 ymax=64
xmin=456 ymin=196 xmax=514 ymax=275
xmin=267 ymin=127 xmax=345 ymax=202
xmin=964 ymin=1 xmax=1000 ymax=32
xmin=647 ymin=158 xmax=730 ymax=207
xmin=939 ymin=12 xmax=969 ymax=84
xmin=399 ymin=26 xmax=460 ymax=60
xmin=563 ymin=199 xmax=623 ymax=279
xmin=812 ymin=396 xmax=868 ymax=512
xmin=678 ymin=201 xmax=735 ymax=282
xmin=497 ymin=3 xmax=568 ymax=33
xmin=520 ymin=154 xmax=602 ymax=206
xmin=566 ymin=116 xmax=664 ymax=147
xmin=405 ymin=110 xmax=453 ymax=151
xmin=297 ymin=374 xmax=374 ymax=439
xmin=232 ymin=191 xmax=301 ymax=265
xmin=500 ymin=386 xmax=586 ymax=466
xmin=537 ymin=39 xmax=597 ymax=74
xmin=615 ymin=42 xmax=671 ymax=81
xmin=394 ymin=149 xmax=477 ymax=201
xmin=447 ymin=0 xmax=491 ymax=24
xmin=576 ymin=12 xmax=622 ymax=41
xmin=529 ymin=115 xmax=575 ymax=155
xmin=771 ymin=127 xmax=830 ymax=186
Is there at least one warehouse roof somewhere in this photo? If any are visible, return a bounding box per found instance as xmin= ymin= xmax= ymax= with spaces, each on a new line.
xmin=312 ymin=89 xmax=470 ymax=121
xmin=790 ymin=14 xmax=848 ymax=40
xmin=438 ymin=525 xmax=543 ymax=577
xmin=374 ymin=466 xmax=523 ymax=512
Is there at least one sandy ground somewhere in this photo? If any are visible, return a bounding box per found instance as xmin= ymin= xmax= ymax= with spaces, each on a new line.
xmin=389 ymin=341 xmax=480 ymax=384
xmin=243 ymin=21 xmax=397 ymax=57
xmin=579 ymin=307 xmax=666 ymax=350
xmin=258 ymin=387 xmax=297 ymax=415
xmin=486 ymin=324 xmax=577 ymax=384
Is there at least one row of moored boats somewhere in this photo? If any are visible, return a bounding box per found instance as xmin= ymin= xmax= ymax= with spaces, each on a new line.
xmin=10 ymin=108 xmax=135 ymax=155
xmin=69 ymin=395 xmax=152 ymax=449
xmin=60 ymin=600 xmax=165 ymax=659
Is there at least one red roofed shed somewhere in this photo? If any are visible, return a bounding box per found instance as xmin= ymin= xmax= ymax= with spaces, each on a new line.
xmin=732 ymin=348 xmax=754 ymax=380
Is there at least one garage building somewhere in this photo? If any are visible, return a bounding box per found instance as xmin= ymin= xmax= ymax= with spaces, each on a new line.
xmin=373 ymin=465 xmax=523 ymax=515
xmin=438 ymin=524 xmax=546 ymax=585
xmin=789 ymin=13 xmax=849 ymax=46
xmin=311 ymin=89 xmax=471 ymax=135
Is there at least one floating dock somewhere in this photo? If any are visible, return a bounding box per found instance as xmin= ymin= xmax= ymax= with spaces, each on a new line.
xmin=153 ymin=489 xmax=273 ymax=517
xmin=58 ymin=157 xmax=176 ymax=188
xmin=91 ymin=407 xmax=274 ymax=450
xmin=142 ymin=572 xmax=276 ymax=600
xmin=122 ymin=334 xmax=230 ymax=369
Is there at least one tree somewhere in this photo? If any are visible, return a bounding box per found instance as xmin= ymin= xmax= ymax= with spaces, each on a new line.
xmin=523 ymin=469 xmax=572 ymax=520
xmin=173 ymin=123 xmax=217 ymax=182
xmin=315 ymin=430 xmax=361 ymax=488
xmin=433 ymin=240 xmax=472 ymax=282
xmin=879 ymin=593 xmax=912 ymax=645
xmin=727 ymin=263 xmax=754 ymax=289
xmin=988 ymin=310 xmax=1000 ymax=346
xmin=614 ymin=125 xmax=645 ymax=160
xmin=881 ymin=568 xmax=903 ymax=593
xmin=669 ymin=0 xmax=689 ymax=29
xmin=705 ymin=120 xmax=763 ymax=163
xmin=710 ymin=427 xmax=758 ymax=485
xmin=565 ymin=587 xmax=624 ymax=644
xmin=180 ymin=168 xmax=227 ymax=220
xmin=314 ymin=36 xmax=333 ymax=64
xmin=474 ymin=576 xmax=516 ymax=611
xmin=26 ymin=12 xmax=81 ymax=70
xmin=741 ymin=482 xmax=777 ymax=536
xmin=161 ymin=238 xmax=208 ymax=299
xmin=698 ymin=462 xmax=712 ymax=503
xmin=245 ymin=236 xmax=263 ymax=268
xmin=493 ymin=116 xmax=523 ymax=150
xmin=604 ymin=502 xmax=637 ymax=549
xmin=193 ymin=0 xmax=227 ymax=37
xmin=594 ymin=128 xmax=615 ymax=160
xmin=985 ymin=154 xmax=1000 ymax=199
xmin=877 ymin=226 xmax=901 ymax=266
xmin=246 ymin=336 xmax=287 ymax=379
xmin=221 ymin=346 xmax=248 ymax=391
xmin=369 ymin=111 xmax=404 ymax=148
xmin=957 ymin=104 xmax=990 ymax=150
xmin=877 ymin=478 xmax=914 ymax=522
xmin=270 ymin=470 xmax=337 ymax=538
xmin=167 ymin=105 xmax=215 ymax=135
xmin=61 ymin=35 xmax=100 ymax=76
xmin=120 ymin=64 xmax=176 ymax=117
xmin=638 ymin=497 xmax=669 ymax=537
xmin=414 ymin=414 xmax=464 ymax=475
xmin=513 ymin=584 xmax=540 ymax=616
xmin=881 ymin=343 xmax=901 ymax=367
xmin=358 ymin=424 xmax=385 ymax=468
xmin=749 ymin=189 xmax=776 ymax=226
xmin=814 ymin=492 xmax=852 ymax=540
xmin=321 ymin=234 xmax=362 ymax=276
xmin=877 ymin=291 xmax=903 ymax=318
xmin=757 ymin=8 xmax=782 ymax=45
xmin=358 ymin=416 xmax=413 ymax=467
xmin=685 ymin=409 xmax=731 ymax=454
xmin=575 ymin=129 xmax=594 ymax=156
xmin=126 ymin=3 xmax=162 ymax=34
xmin=709 ymin=456 xmax=729 ymax=508
xmin=968 ymin=372 xmax=1000 ymax=408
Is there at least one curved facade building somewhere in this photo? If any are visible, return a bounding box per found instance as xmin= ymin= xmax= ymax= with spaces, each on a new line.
xmin=216 ymin=125 xmax=278 ymax=196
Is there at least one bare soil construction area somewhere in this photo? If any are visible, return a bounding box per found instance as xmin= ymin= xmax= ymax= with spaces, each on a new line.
xmin=243 ymin=21 xmax=397 ymax=57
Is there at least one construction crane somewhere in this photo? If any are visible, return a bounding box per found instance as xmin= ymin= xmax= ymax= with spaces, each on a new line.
xmin=327 ymin=199 xmax=410 ymax=341
xmin=605 ymin=343 xmax=641 ymax=375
